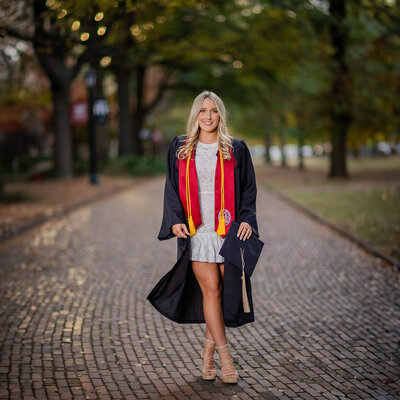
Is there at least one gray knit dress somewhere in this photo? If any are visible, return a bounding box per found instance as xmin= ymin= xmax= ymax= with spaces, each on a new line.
xmin=189 ymin=140 xmax=225 ymax=263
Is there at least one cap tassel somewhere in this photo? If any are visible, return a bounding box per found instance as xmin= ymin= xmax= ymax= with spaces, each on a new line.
xmin=186 ymin=147 xmax=196 ymax=236
xmin=240 ymin=248 xmax=251 ymax=313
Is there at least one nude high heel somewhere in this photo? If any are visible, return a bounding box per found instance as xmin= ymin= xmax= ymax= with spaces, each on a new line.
xmin=215 ymin=342 xmax=239 ymax=383
xmin=200 ymin=338 xmax=217 ymax=380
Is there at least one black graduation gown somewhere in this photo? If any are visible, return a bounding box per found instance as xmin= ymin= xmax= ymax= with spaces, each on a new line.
xmin=146 ymin=135 xmax=259 ymax=328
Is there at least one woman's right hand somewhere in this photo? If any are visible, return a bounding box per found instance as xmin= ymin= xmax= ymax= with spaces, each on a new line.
xmin=172 ymin=223 xmax=190 ymax=238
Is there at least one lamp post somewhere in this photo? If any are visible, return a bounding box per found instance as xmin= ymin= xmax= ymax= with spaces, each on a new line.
xmin=85 ymin=68 xmax=99 ymax=184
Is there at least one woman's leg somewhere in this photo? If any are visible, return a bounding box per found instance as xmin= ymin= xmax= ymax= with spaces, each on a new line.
xmin=218 ymin=262 xmax=224 ymax=279
xmin=205 ymin=325 xmax=213 ymax=341
xmin=205 ymin=262 xmax=224 ymax=342
xmin=192 ymin=261 xmax=226 ymax=345
xmin=192 ymin=261 xmax=238 ymax=381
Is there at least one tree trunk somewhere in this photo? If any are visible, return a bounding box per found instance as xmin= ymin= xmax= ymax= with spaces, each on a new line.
xmin=328 ymin=0 xmax=352 ymax=178
xmin=264 ymin=134 xmax=271 ymax=164
xmin=0 ymin=164 xmax=3 ymax=194
xmin=371 ymin=138 xmax=379 ymax=155
xmin=350 ymin=139 xmax=360 ymax=158
xmin=117 ymin=67 xmax=133 ymax=156
xmin=33 ymin=0 xmax=74 ymax=178
xmin=51 ymin=82 xmax=73 ymax=177
xmin=132 ymin=65 xmax=146 ymax=156
xmin=298 ymin=131 xmax=304 ymax=170
xmin=329 ymin=120 xmax=348 ymax=177
xmin=280 ymin=136 xmax=286 ymax=167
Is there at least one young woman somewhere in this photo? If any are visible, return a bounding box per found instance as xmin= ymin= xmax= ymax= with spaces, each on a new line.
xmin=147 ymin=90 xmax=259 ymax=384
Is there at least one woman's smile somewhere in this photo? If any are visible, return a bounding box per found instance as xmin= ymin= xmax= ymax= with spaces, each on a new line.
xmin=197 ymin=97 xmax=220 ymax=134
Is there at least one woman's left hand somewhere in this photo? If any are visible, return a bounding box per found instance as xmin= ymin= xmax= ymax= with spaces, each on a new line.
xmin=237 ymin=222 xmax=252 ymax=241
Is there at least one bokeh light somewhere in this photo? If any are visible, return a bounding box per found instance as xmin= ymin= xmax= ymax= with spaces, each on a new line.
xmin=80 ymin=32 xmax=90 ymax=41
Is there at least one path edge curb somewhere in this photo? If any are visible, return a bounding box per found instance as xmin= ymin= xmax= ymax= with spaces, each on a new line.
xmin=0 ymin=175 xmax=151 ymax=244
xmin=264 ymin=184 xmax=400 ymax=274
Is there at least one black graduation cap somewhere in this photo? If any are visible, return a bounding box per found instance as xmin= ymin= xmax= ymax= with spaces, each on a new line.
xmin=219 ymin=220 xmax=264 ymax=276
xmin=219 ymin=220 xmax=264 ymax=313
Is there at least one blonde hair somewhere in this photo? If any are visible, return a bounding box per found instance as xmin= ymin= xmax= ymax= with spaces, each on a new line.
xmin=176 ymin=90 xmax=233 ymax=160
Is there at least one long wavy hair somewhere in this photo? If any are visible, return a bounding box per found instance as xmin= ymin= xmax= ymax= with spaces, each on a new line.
xmin=176 ymin=90 xmax=234 ymax=160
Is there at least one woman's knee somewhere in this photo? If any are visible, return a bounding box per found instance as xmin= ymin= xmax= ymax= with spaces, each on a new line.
xmin=192 ymin=261 xmax=222 ymax=298
xmin=203 ymin=280 xmax=222 ymax=299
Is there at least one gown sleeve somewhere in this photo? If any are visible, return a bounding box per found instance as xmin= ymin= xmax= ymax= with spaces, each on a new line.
xmin=157 ymin=137 xmax=186 ymax=241
xmin=237 ymin=140 xmax=259 ymax=238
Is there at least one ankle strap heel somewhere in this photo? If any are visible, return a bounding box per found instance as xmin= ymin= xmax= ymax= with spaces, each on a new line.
xmin=201 ymin=338 xmax=217 ymax=380
xmin=215 ymin=342 xmax=239 ymax=384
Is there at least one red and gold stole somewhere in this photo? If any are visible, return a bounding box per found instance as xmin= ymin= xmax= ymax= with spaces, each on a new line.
xmin=178 ymin=140 xmax=235 ymax=239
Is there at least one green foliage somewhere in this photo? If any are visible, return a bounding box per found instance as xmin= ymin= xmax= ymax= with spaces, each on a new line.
xmin=70 ymin=154 xmax=166 ymax=177
xmin=73 ymin=157 xmax=91 ymax=175
xmin=345 ymin=1 xmax=400 ymax=148
xmin=2 ymin=0 xmax=400 ymax=160
xmin=1 ymin=155 xmax=40 ymax=178
xmin=284 ymin=184 xmax=400 ymax=260
xmin=103 ymin=155 xmax=166 ymax=176
xmin=266 ymin=152 xmax=400 ymax=260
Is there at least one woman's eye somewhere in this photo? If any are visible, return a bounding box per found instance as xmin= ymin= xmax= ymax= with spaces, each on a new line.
xmin=199 ymin=109 xmax=218 ymax=114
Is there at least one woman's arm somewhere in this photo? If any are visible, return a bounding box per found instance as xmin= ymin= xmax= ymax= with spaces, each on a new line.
xmin=157 ymin=138 xmax=187 ymax=240
xmin=237 ymin=140 xmax=259 ymax=238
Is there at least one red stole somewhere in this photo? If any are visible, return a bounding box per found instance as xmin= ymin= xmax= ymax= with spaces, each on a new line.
xmin=178 ymin=141 xmax=235 ymax=239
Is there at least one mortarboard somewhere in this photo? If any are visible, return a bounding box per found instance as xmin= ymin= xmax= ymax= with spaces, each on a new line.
xmin=219 ymin=220 xmax=264 ymax=313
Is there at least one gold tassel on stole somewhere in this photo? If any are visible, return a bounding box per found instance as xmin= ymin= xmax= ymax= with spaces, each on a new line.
xmin=187 ymin=215 xmax=196 ymax=236
xmin=240 ymin=248 xmax=251 ymax=313
xmin=216 ymin=215 xmax=225 ymax=236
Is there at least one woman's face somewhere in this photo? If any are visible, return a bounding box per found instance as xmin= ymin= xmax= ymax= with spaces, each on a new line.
xmin=197 ymin=97 xmax=220 ymax=134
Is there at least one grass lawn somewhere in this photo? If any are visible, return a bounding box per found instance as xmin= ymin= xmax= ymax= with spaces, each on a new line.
xmin=254 ymin=154 xmax=400 ymax=263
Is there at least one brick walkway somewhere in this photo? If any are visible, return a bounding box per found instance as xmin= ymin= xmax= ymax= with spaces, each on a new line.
xmin=0 ymin=176 xmax=399 ymax=400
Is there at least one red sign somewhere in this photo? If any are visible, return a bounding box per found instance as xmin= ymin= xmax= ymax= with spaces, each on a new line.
xmin=71 ymin=101 xmax=88 ymax=125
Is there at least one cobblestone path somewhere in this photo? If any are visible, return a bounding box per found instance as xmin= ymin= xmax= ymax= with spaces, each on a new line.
xmin=0 ymin=176 xmax=399 ymax=400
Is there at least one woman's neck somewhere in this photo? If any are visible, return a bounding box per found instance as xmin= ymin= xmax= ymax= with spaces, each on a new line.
xmin=198 ymin=130 xmax=218 ymax=144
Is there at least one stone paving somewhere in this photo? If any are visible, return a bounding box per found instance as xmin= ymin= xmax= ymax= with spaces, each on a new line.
xmin=0 ymin=176 xmax=399 ymax=400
